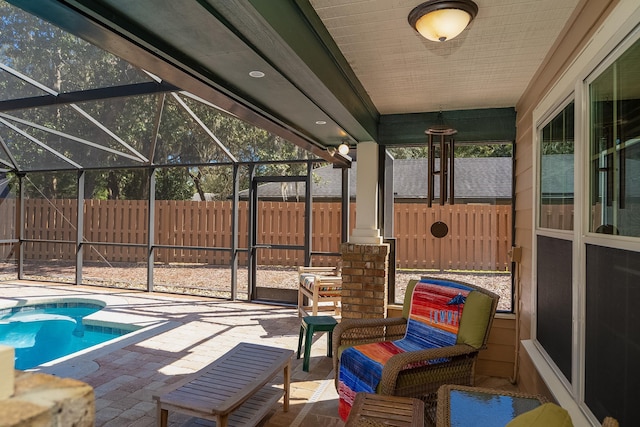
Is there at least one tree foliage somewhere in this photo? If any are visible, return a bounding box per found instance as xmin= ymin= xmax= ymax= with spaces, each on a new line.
xmin=1 ymin=2 xmax=512 ymax=203
xmin=0 ymin=2 xmax=312 ymax=201
xmin=386 ymin=143 xmax=512 ymax=160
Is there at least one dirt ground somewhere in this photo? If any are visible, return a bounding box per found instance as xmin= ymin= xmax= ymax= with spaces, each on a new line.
xmin=0 ymin=261 xmax=513 ymax=311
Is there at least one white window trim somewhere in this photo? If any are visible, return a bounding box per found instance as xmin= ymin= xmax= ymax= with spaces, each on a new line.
xmin=529 ymin=1 xmax=640 ymax=425
xmin=535 ymin=94 xmax=575 ymax=237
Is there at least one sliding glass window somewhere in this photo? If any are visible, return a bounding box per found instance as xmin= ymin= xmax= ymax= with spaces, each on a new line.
xmin=589 ymin=38 xmax=640 ymax=237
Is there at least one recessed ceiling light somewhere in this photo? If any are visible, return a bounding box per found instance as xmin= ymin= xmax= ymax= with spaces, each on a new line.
xmin=249 ymin=70 xmax=265 ymax=78
xmin=315 ymin=120 xmax=327 ymax=125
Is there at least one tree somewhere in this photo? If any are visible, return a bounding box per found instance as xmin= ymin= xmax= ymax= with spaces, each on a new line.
xmin=0 ymin=2 xmax=156 ymax=199
xmin=0 ymin=3 xmax=314 ymax=202
xmin=387 ymin=143 xmax=512 ymax=159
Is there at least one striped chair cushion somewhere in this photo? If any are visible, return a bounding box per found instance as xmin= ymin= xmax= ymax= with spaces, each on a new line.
xmin=300 ymin=273 xmax=342 ymax=295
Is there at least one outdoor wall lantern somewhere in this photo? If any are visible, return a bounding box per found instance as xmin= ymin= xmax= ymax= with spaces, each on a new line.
xmin=408 ymin=0 xmax=478 ymax=42
xmin=426 ymin=112 xmax=456 ymax=206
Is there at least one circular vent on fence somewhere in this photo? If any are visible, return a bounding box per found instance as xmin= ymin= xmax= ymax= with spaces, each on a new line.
xmin=430 ymin=221 xmax=449 ymax=238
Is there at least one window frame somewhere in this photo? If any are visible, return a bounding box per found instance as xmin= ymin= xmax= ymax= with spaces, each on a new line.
xmin=536 ymin=97 xmax=576 ymax=234
xmin=584 ymin=31 xmax=640 ymax=241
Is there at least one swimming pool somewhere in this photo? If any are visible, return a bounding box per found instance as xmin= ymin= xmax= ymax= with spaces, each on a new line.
xmin=0 ymin=300 xmax=137 ymax=370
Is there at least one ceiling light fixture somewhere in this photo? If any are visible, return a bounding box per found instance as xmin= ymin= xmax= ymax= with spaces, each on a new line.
xmin=249 ymin=70 xmax=265 ymax=78
xmin=408 ymin=0 xmax=478 ymax=42
xmin=338 ymin=143 xmax=350 ymax=156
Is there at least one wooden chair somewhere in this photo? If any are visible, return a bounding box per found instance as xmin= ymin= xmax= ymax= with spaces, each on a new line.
xmin=297 ymin=265 xmax=342 ymax=317
xmin=334 ymin=277 xmax=499 ymax=421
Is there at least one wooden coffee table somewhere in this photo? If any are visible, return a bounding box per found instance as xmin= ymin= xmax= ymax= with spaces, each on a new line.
xmin=345 ymin=392 xmax=425 ymax=426
xmin=154 ymin=342 xmax=293 ymax=427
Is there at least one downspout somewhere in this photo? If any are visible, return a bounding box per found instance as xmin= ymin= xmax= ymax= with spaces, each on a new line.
xmin=509 ymin=249 xmax=522 ymax=384
xmin=509 ymin=140 xmax=520 ymax=385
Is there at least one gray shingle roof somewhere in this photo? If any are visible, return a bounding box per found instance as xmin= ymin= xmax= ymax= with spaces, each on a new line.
xmin=394 ymin=158 xmax=512 ymax=199
xmin=540 ymin=154 xmax=640 ymax=198
xmin=540 ymin=154 xmax=573 ymax=196
xmin=241 ymin=157 xmax=512 ymax=201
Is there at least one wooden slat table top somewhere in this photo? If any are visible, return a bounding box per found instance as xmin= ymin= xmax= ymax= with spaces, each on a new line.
xmin=154 ymin=342 xmax=293 ymax=416
xmin=346 ymin=393 xmax=425 ymax=427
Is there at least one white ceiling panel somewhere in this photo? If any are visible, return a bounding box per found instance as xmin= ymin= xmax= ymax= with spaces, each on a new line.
xmin=310 ymin=0 xmax=581 ymax=114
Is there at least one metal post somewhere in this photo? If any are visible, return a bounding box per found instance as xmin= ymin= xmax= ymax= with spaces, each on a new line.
xmin=231 ymin=164 xmax=239 ymax=300
xmin=17 ymin=173 xmax=24 ymax=279
xmin=247 ymin=164 xmax=256 ymax=300
xmin=341 ymin=166 xmax=350 ymax=244
xmin=304 ymin=161 xmax=312 ymax=265
xmin=75 ymin=170 xmax=84 ymax=285
xmin=147 ymin=168 xmax=156 ymax=292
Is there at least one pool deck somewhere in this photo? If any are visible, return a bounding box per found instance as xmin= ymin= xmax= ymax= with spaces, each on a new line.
xmin=0 ymin=280 xmax=515 ymax=427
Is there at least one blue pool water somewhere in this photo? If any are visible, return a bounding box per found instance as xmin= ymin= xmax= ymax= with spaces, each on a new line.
xmin=0 ymin=302 xmax=131 ymax=370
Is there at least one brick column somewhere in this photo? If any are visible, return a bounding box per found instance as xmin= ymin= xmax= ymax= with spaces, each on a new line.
xmin=2 ymin=371 xmax=94 ymax=426
xmin=340 ymin=242 xmax=390 ymax=319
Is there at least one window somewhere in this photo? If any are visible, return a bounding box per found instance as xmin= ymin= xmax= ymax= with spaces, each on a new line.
xmin=539 ymin=101 xmax=574 ymax=230
xmin=536 ymin=101 xmax=575 ymax=383
xmin=530 ymin=7 xmax=640 ymax=426
xmin=589 ymin=38 xmax=640 ymax=237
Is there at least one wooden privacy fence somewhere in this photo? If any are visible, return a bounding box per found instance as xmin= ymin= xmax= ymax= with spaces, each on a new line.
xmin=16 ymin=199 xmax=512 ymax=271
xmin=0 ymin=198 xmax=17 ymax=260
xmin=394 ymin=203 xmax=511 ymax=271
xmin=540 ymin=204 xmax=574 ymax=230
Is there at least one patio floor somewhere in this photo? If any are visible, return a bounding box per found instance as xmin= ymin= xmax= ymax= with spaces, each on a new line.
xmin=0 ymin=280 xmax=516 ymax=426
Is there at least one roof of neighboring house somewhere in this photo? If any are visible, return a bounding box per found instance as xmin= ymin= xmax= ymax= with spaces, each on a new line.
xmin=540 ymin=154 xmax=574 ymax=196
xmin=541 ymin=154 xmax=640 ymax=198
xmin=240 ymin=157 xmax=513 ymax=201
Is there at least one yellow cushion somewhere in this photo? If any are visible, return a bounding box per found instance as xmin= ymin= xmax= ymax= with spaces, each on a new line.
xmin=456 ymin=290 xmax=493 ymax=349
xmin=506 ymin=403 xmax=574 ymax=427
xmin=402 ymin=279 xmax=420 ymax=319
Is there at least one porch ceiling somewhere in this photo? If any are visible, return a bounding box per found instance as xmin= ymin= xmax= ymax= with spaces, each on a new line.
xmin=8 ymin=0 xmax=580 ymax=154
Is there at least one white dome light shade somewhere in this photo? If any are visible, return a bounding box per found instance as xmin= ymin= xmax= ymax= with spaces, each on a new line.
xmin=408 ymin=0 xmax=478 ymax=42
xmin=415 ymin=8 xmax=471 ymax=42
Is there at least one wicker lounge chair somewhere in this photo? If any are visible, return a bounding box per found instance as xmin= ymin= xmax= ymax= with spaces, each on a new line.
xmin=333 ymin=277 xmax=499 ymax=421
xmin=297 ymin=265 xmax=342 ymax=317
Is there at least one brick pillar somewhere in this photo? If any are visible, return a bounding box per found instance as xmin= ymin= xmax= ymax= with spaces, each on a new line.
xmin=340 ymin=242 xmax=390 ymax=319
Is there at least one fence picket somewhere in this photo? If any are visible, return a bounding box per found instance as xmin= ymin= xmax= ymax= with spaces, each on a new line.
xmin=19 ymin=199 xmax=513 ymax=271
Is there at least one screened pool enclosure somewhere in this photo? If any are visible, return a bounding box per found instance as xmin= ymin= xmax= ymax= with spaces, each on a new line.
xmin=0 ymin=1 xmax=346 ymax=302
xmin=0 ymin=1 xmax=513 ymax=311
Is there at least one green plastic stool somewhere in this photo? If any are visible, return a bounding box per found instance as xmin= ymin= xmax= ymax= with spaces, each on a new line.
xmin=297 ymin=315 xmax=338 ymax=372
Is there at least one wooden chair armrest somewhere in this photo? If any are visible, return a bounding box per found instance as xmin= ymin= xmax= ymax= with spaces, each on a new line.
xmin=298 ymin=266 xmax=339 ymax=275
